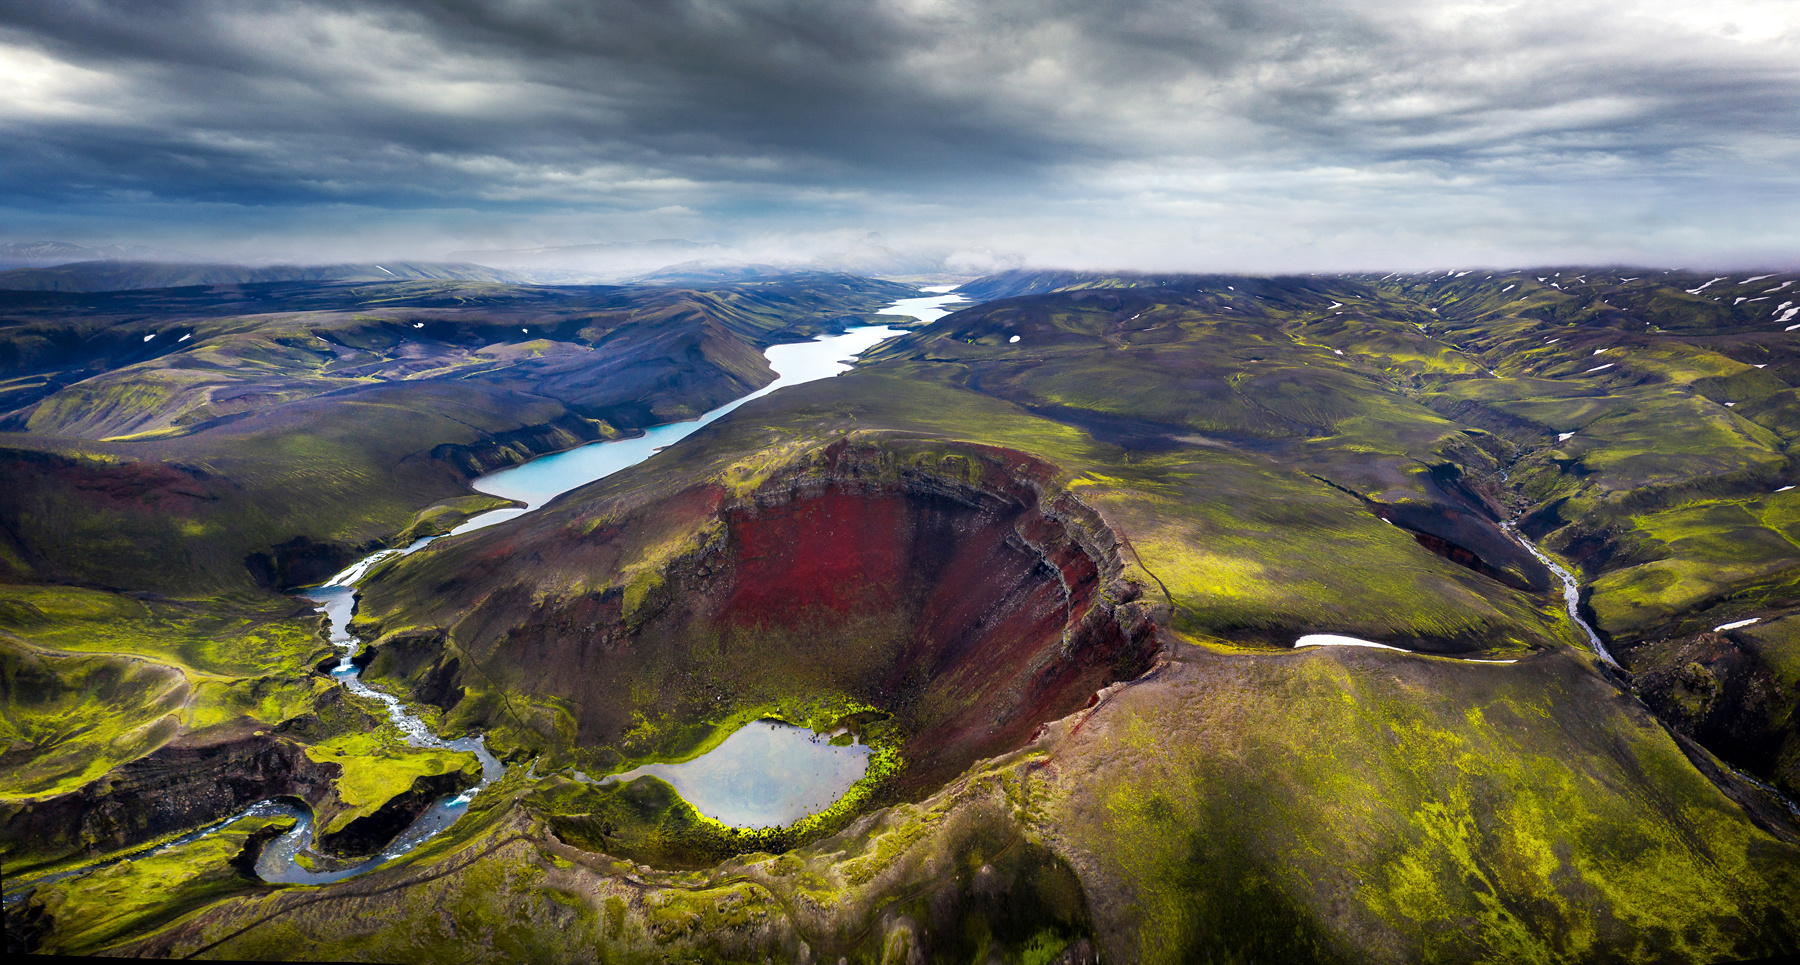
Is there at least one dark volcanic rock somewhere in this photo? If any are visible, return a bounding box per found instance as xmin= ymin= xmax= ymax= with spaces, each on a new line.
xmin=314 ymin=768 xmax=476 ymax=857
xmin=0 ymin=731 xmax=340 ymax=869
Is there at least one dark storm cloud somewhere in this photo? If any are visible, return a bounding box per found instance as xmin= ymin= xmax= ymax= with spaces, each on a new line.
xmin=1 ymin=0 xmax=1796 ymax=266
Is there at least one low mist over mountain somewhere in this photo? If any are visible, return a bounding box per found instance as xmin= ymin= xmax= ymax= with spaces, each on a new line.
xmin=443 ymin=235 xmax=976 ymax=284
xmin=0 ymin=260 xmax=530 ymax=292
xmin=0 ymin=241 xmax=192 ymax=269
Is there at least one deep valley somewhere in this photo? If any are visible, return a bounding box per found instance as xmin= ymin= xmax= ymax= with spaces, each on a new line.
xmin=4 ymin=266 xmax=1800 ymax=963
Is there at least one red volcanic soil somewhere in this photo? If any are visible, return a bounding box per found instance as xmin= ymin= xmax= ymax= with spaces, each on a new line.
xmin=366 ymin=441 xmax=1161 ymax=797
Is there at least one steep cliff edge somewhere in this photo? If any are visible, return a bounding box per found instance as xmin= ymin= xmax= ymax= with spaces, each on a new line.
xmin=355 ymin=439 xmax=1162 ymax=808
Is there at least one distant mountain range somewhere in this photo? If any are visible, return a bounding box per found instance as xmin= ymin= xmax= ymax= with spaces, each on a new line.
xmin=0 ymin=241 xmax=193 ymax=269
xmin=0 ymin=234 xmax=990 ymax=291
xmin=448 ymin=236 xmax=976 ymax=283
xmin=0 ymin=260 xmax=531 ymax=292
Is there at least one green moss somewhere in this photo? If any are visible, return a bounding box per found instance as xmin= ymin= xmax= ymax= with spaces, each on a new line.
xmin=1059 ymin=650 xmax=1800 ymax=964
xmin=0 ymin=583 xmax=330 ymax=679
xmin=26 ymin=813 xmax=293 ymax=956
xmin=0 ymin=637 xmax=187 ymax=798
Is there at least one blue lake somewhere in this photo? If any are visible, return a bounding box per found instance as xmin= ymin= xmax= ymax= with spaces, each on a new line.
xmin=597 ymin=720 xmax=874 ymax=828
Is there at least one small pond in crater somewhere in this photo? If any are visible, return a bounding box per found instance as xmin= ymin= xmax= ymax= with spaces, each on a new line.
xmin=593 ymin=720 xmax=873 ymax=828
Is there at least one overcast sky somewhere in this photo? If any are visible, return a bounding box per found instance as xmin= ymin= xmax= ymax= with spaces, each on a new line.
xmin=1 ymin=0 xmax=1796 ymax=271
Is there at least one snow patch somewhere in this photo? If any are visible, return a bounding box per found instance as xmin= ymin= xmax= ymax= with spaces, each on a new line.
xmin=1502 ymin=285 xmax=1515 ymax=292
xmin=1714 ymin=618 xmax=1760 ymax=632
xmin=1327 ymin=301 xmax=1342 ymax=310
xmin=1558 ymin=432 xmax=1575 ymax=442
xmin=1740 ymin=274 xmax=1775 ymax=284
xmin=1780 ymin=486 xmax=1796 ymax=493
xmin=412 ymin=322 xmax=423 ymax=328
xmin=1295 ymin=634 xmax=1411 ymax=652
xmin=177 ymin=333 xmax=191 ymax=342
xmin=1686 ymin=276 xmax=1727 ymax=295
xmin=1008 ymin=335 xmax=1020 ymax=343
xmin=1585 ymin=363 xmax=1614 ymax=373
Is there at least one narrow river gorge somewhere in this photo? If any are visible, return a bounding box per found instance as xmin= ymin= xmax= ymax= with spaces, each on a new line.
xmin=7 ymin=289 xmax=969 ymax=898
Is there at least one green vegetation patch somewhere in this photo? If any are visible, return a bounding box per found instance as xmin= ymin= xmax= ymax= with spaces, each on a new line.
xmin=0 ymin=637 xmax=187 ymax=797
xmin=25 ymin=812 xmax=294 ymax=956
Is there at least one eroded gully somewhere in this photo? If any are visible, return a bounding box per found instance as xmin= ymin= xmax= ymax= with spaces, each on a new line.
xmin=10 ymin=288 xmax=968 ymax=897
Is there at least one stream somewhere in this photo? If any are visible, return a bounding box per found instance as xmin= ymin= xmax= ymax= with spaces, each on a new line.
xmin=5 ymin=287 xmax=967 ymax=900
xmin=1501 ymin=522 xmax=1619 ymax=667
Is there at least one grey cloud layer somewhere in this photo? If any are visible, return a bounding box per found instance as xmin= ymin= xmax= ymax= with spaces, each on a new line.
xmin=1 ymin=0 xmax=1795 ymax=266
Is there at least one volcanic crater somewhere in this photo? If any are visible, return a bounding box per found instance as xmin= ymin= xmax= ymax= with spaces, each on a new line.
xmin=356 ymin=439 xmax=1163 ymax=829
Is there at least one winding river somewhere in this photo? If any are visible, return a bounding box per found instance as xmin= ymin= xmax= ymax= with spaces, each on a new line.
xmin=1501 ymin=523 xmax=1619 ymax=667
xmin=5 ymin=288 xmax=968 ymax=899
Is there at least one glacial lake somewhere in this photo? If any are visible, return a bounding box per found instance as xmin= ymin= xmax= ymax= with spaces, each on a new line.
xmin=594 ymin=720 xmax=874 ymax=828
xmin=2 ymin=290 xmax=966 ymax=901
xmin=452 ymin=316 xmax=938 ymax=534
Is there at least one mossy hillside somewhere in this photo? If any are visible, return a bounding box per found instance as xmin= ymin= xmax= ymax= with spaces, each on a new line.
xmin=392 ymin=493 xmax=517 ymax=543
xmin=99 ymin=743 xmax=1095 ymax=964
xmin=1036 ymin=645 xmax=1800 ymax=964
xmin=84 ymin=637 xmax=1800 ymax=964
xmin=527 ymin=700 xmax=904 ymax=867
xmin=302 ymin=730 xmax=482 ymax=841
xmin=0 ymin=581 xmax=483 ymax=872
xmin=0 ymin=637 xmax=188 ymax=798
xmin=0 ymin=583 xmax=329 ymax=678
xmin=354 ymin=430 xmax=1159 ymax=806
xmin=0 ymin=274 xmax=920 ymax=598
xmin=355 ymin=366 xmax=1578 ymax=772
xmin=7 ymin=267 xmax=1800 ymax=958
xmin=20 ymin=812 xmax=294 ymax=956
xmin=1581 ymin=490 xmax=1800 ymax=640
xmin=1366 ymin=271 xmax=1800 ymax=648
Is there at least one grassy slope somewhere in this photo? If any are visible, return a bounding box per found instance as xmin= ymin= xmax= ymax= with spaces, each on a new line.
xmin=0 ymin=274 xmax=919 ymax=877
xmin=11 ymin=267 xmax=1800 ymax=961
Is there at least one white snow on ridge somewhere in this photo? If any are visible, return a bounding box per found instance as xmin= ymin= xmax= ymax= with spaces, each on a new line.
xmin=1585 ymin=363 xmax=1615 ymax=373
xmin=1328 ymin=301 xmax=1342 ymax=310
xmin=1779 ymin=485 xmax=1796 ymax=492
xmin=1741 ymin=275 xmax=1775 ymax=284
xmin=178 ymin=333 xmax=191 ymax=342
xmin=1686 ymin=277 xmax=1727 ymax=295
xmin=1558 ymin=432 xmax=1575 ymax=442
xmin=1593 ymin=348 xmax=1607 ymax=355
xmin=1714 ymin=618 xmax=1759 ymax=632
xmin=1293 ymin=634 xmax=1516 ymax=664
xmin=1769 ymin=282 xmax=1794 ymax=293
xmin=1295 ymin=634 xmax=1409 ymax=652
xmin=1008 ymin=335 xmax=1020 ymax=343
xmin=142 ymin=334 xmax=154 ymax=342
